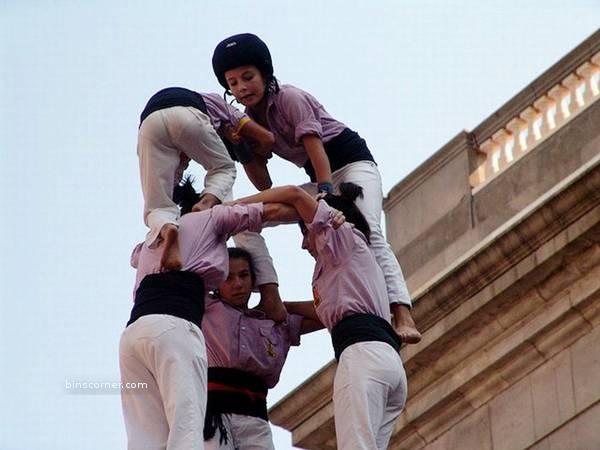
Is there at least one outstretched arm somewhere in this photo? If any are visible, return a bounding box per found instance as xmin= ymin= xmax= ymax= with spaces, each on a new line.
xmin=235 ymin=185 xmax=319 ymax=224
xmin=284 ymin=301 xmax=324 ymax=334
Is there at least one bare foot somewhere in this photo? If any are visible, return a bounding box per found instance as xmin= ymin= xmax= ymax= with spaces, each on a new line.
xmin=391 ymin=304 xmax=422 ymax=344
xmin=160 ymin=224 xmax=182 ymax=272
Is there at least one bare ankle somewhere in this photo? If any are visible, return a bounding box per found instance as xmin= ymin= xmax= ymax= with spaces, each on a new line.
xmin=160 ymin=224 xmax=182 ymax=271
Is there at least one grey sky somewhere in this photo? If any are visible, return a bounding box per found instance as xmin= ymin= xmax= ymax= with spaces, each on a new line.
xmin=1 ymin=1 xmax=598 ymax=449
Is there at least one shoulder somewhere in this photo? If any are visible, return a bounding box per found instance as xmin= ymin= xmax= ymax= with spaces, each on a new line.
xmin=199 ymin=92 xmax=222 ymax=102
xmin=306 ymin=200 xmax=333 ymax=231
xmin=276 ymin=84 xmax=317 ymax=104
xmin=179 ymin=209 xmax=213 ymax=226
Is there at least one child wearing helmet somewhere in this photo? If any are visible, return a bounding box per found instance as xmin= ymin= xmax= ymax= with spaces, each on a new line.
xmin=212 ymin=34 xmax=421 ymax=343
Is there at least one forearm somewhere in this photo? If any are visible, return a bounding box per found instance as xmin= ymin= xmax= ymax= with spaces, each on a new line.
xmin=262 ymin=203 xmax=300 ymax=223
xmin=238 ymin=119 xmax=275 ymax=149
xmin=284 ymin=301 xmax=320 ymax=322
xmin=303 ymin=135 xmax=332 ymax=186
xmin=235 ymin=185 xmax=317 ymax=223
xmin=300 ymin=318 xmax=325 ymax=334
xmin=243 ymin=157 xmax=272 ymax=191
xmin=256 ymin=283 xmax=287 ymax=322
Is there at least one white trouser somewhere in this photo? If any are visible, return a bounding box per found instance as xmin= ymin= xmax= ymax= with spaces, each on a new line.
xmin=232 ymin=230 xmax=279 ymax=286
xmin=137 ymin=106 xmax=236 ymax=246
xmin=226 ymin=190 xmax=278 ymax=287
xmin=119 ymin=314 xmax=208 ymax=450
xmin=204 ymin=414 xmax=275 ymax=450
xmin=333 ymin=341 xmax=407 ymax=450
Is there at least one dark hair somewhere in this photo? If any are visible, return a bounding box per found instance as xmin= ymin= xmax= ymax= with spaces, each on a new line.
xmin=322 ymin=182 xmax=371 ymax=243
xmin=227 ymin=247 xmax=256 ymax=286
xmin=172 ymin=175 xmax=200 ymax=215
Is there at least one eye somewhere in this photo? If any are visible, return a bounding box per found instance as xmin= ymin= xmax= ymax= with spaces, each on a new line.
xmin=242 ymin=72 xmax=254 ymax=82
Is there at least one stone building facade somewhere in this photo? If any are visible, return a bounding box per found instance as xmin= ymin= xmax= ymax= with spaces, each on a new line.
xmin=270 ymin=30 xmax=600 ymax=449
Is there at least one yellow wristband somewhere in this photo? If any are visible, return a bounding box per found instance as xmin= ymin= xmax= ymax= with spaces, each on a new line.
xmin=236 ymin=117 xmax=252 ymax=133
xmin=231 ymin=117 xmax=252 ymax=141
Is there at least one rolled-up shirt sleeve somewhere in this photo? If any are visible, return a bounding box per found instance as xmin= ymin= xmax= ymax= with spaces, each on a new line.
xmin=211 ymin=203 xmax=264 ymax=236
xmin=201 ymin=93 xmax=249 ymax=131
xmin=130 ymin=243 xmax=143 ymax=269
xmin=279 ymin=88 xmax=323 ymax=145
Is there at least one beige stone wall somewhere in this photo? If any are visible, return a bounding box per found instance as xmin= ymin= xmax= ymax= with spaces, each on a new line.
xmin=420 ymin=321 xmax=600 ymax=450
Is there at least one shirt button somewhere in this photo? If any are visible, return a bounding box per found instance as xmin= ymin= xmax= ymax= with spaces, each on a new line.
xmin=242 ymin=345 xmax=246 ymax=349
xmin=241 ymin=326 xmax=246 ymax=331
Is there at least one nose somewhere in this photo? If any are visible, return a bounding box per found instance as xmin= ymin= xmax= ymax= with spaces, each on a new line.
xmin=301 ymin=235 xmax=309 ymax=250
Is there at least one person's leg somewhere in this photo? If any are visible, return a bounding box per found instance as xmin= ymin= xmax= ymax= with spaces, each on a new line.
xmin=228 ymin=414 xmax=275 ymax=450
xmin=333 ymin=342 xmax=386 ymax=450
xmin=232 ymin=181 xmax=317 ymax=321
xmin=172 ymin=107 xmax=236 ymax=205
xmin=374 ymin=350 xmax=407 ymax=450
xmin=332 ymin=161 xmax=421 ymax=343
xmin=137 ymin=112 xmax=183 ymax=270
xmin=204 ymin=414 xmax=235 ymax=450
xmin=133 ymin=315 xmax=208 ymax=450
xmin=333 ymin=341 xmax=406 ymax=450
xmin=227 ymin=188 xmax=287 ymax=322
xmin=120 ymin=321 xmax=171 ymax=450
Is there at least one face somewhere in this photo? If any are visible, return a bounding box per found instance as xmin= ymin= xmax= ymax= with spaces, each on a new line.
xmin=300 ymin=226 xmax=318 ymax=259
xmin=218 ymin=257 xmax=253 ymax=308
xmin=224 ymin=65 xmax=267 ymax=108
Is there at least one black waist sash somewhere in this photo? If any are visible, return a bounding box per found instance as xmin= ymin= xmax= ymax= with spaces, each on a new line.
xmin=303 ymin=128 xmax=375 ymax=182
xmin=139 ymin=87 xmax=208 ymax=126
xmin=204 ymin=367 xmax=268 ymax=444
xmin=127 ymin=271 xmax=205 ymax=329
xmin=331 ymin=313 xmax=401 ymax=361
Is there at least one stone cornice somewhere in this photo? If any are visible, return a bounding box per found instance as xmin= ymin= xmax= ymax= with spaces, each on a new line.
xmin=411 ymin=153 xmax=600 ymax=333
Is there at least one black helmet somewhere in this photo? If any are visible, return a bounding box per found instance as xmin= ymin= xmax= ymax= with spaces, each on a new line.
xmin=212 ymin=33 xmax=273 ymax=89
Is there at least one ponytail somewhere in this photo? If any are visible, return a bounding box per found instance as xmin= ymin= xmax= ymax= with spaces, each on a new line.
xmin=173 ymin=175 xmax=200 ymax=215
xmin=322 ymin=182 xmax=371 ymax=243
xmin=338 ymin=182 xmax=364 ymax=203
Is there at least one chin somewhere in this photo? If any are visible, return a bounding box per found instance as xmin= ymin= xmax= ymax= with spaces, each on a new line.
xmin=235 ymin=295 xmax=251 ymax=305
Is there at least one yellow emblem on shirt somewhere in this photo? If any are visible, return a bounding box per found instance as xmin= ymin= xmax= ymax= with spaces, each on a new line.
xmin=266 ymin=338 xmax=276 ymax=358
xmin=313 ymin=285 xmax=322 ymax=308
